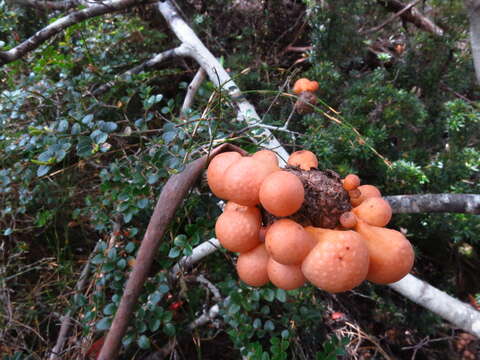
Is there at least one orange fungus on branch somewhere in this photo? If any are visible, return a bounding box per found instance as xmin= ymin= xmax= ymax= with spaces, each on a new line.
xmin=259 ymin=171 xmax=304 ymax=217
xmin=223 ymin=157 xmax=275 ymax=206
xmin=265 ymin=219 xmax=316 ymax=265
xmin=207 ymin=151 xmax=242 ymax=199
xmin=287 ymin=150 xmax=318 ymax=170
xmin=302 ymin=227 xmax=370 ymax=293
xmin=236 ymin=244 xmax=270 ymax=287
xmin=215 ymin=205 xmax=261 ymax=253
xmin=293 ymin=78 xmax=319 ymax=94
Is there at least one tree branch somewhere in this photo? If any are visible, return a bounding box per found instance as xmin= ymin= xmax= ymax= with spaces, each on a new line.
xmin=0 ymin=0 xmax=152 ymax=66
xmin=379 ymin=0 xmax=444 ymax=36
xmin=156 ymin=0 xmax=290 ymax=164
xmin=180 ymin=67 xmax=207 ymax=119
xmin=9 ymin=0 xmax=92 ymax=10
xmin=465 ymin=0 xmax=480 ymax=85
xmin=390 ymin=275 xmax=480 ymax=337
xmin=91 ymin=45 xmax=189 ymax=96
xmin=385 ymin=194 xmax=480 ymax=214
xmin=97 ymin=144 xmax=245 ymax=360
xmin=363 ymin=0 xmax=422 ymax=34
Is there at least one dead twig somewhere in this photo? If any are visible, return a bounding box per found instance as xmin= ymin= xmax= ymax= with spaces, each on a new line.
xmin=362 ymin=0 xmax=422 ymax=34
xmin=98 ymin=143 xmax=246 ymax=360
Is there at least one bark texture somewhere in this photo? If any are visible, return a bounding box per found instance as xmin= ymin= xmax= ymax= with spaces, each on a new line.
xmin=379 ymin=0 xmax=444 ymax=36
xmin=465 ymin=0 xmax=480 ymax=85
xmin=390 ymin=274 xmax=480 ymax=337
xmin=385 ymin=194 xmax=480 ymax=214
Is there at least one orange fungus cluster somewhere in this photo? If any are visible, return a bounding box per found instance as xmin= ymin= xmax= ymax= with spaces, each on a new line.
xmin=206 ymin=149 xmax=414 ymax=293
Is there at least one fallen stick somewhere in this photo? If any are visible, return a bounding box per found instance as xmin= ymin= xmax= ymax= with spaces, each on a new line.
xmin=97 ymin=143 xmax=245 ymax=360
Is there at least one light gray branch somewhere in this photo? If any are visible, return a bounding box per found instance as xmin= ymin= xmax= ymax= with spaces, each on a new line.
xmin=180 ymin=67 xmax=207 ymax=119
xmin=466 ymin=0 xmax=480 ymax=85
xmin=0 ymin=0 xmax=152 ymax=66
xmin=170 ymin=238 xmax=220 ymax=279
xmin=385 ymin=194 xmax=480 ymax=214
xmin=390 ymin=275 xmax=480 ymax=337
xmin=9 ymin=0 xmax=88 ymax=10
xmin=92 ymin=45 xmax=189 ymax=95
xmin=156 ymin=0 xmax=290 ymax=164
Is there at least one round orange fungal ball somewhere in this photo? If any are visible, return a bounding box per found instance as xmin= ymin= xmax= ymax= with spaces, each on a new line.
xmin=302 ymin=227 xmax=370 ymax=293
xmin=353 ymin=197 xmax=392 ymax=227
xmin=339 ymin=211 xmax=358 ymax=229
xmin=259 ymin=171 xmax=304 ymax=217
xmin=355 ymin=220 xmax=414 ymax=284
xmin=252 ymin=150 xmax=280 ymax=173
xmin=236 ymin=244 xmax=270 ymax=287
xmin=287 ymin=150 xmax=318 ymax=170
xmin=343 ymin=174 xmax=360 ymax=191
xmin=350 ymin=184 xmax=382 ymax=207
xmin=207 ymin=151 xmax=242 ymax=199
xmin=215 ymin=206 xmax=261 ymax=253
xmin=293 ymin=78 xmax=319 ymax=94
xmin=223 ymin=157 xmax=275 ymax=206
xmin=265 ymin=219 xmax=316 ymax=265
xmin=267 ymin=258 xmax=306 ymax=290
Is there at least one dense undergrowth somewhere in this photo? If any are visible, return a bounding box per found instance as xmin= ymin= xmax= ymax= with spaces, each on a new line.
xmin=1 ymin=0 xmax=480 ymax=359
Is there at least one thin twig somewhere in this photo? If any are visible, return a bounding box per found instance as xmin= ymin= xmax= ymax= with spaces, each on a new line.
xmin=362 ymin=0 xmax=422 ymax=34
xmin=180 ymin=67 xmax=207 ymax=120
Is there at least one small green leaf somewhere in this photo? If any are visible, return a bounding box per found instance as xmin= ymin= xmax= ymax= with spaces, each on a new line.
xmin=71 ymin=123 xmax=81 ymax=135
xmin=90 ymin=129 xmax=108 ymax=144
xmin=275 ymin=289 xmax=286 ymax=303
xmin=103 ymin=303 xmax=116 ymax=316
xmin=117 ymin=258 xmax=127 ymax=269
xmin=163 ymin=323 xmax=176 ymax=336
xmin=99 ymin=121 xmax=118 ymax=133
xmin=173 ymin=234 xmax=187 ymax=246
xmin=73 ymin=294 xmax=87 ymax=306
xmin=3 ymin=228 xmax=12 ymax=236
xmin=96 ymin=317 xmax=111 ymax=331
xmin=122 ymin=334 xmax=134 ymax=347
xmin=148 ymin=318 xmax=161 ymax=332
xmin=37 ymin=165 xmax=51 ymax=177
xmin=82 ymin=114 xmax=94 ymax=125
xmin=228 ymin=303 xmax=241 ymax=315
xmin=264 ymin=320 xmax=275 ymax=332
xmin=136 ymin=198 xmax=149 ymax=209
xmin=91 ymin=254 xmax=105 ymax=265
xmin=125 ymin=242 xmax=136 ymax=254
xmin=147 ymin=174 xmax=160 ymax=184
xmin=137 ymin=335 xmax=151 ymax=349
xmin=263 ymin=289 xmax=275 ymax=302
xmin=168 ymin=247 xmax=181 ymax=258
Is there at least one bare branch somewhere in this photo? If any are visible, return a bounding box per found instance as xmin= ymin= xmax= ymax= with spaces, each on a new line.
xmin=180 ymin=67 xmax=207 ymax=119
xmin=97 ymin=144 xmax=246 ymax=360
xmin=91 ymin=45 xmax=189 ymax=96
xmin=170 ymin=238 xmax=220 ymax=279
xmin=379 ymin=0 xmax=444 ymax=36
xmin=390 ymin=275 xmax=480 ymax=337
xmin=465 ymin=0 xmax=480 ymax=85
xmin=9 ymin=0 xmax=87 ymax=10
xmin=385 ymin=194 xmax=480 ymax=214
xmin=363 ymin=0 xmax=422 ymax=34
xmin=0 ymin=0 xmax=152 ymax=66
xmin=156 ymin=0 xmax=290 ymax=164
